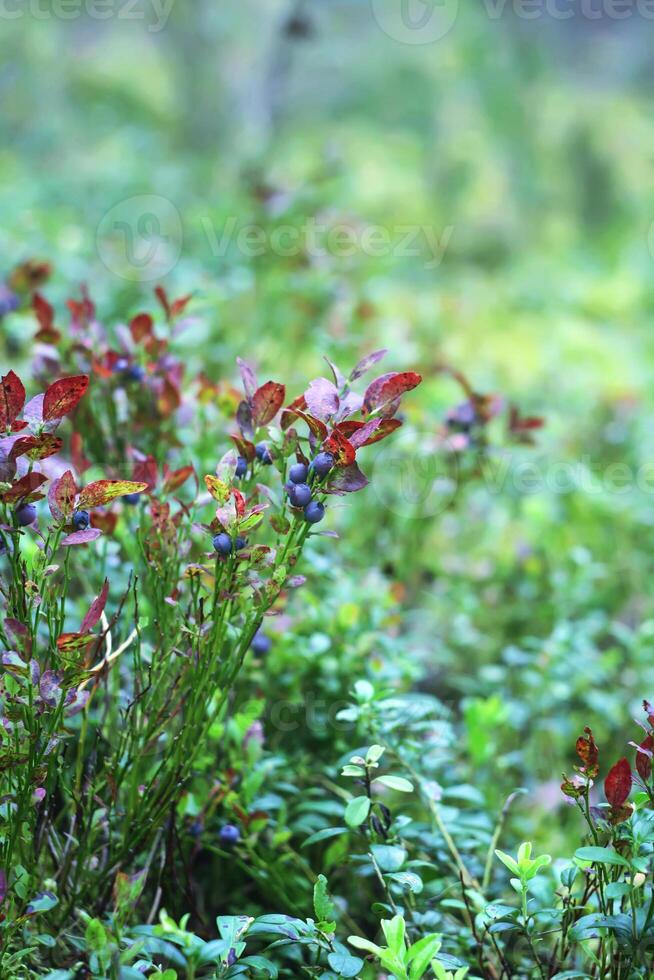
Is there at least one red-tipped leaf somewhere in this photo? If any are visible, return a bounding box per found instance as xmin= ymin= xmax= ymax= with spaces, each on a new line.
xmin=43 ymin=375 xmax=89 ymax=421
xmin=252 ymin=381 xmax=286 ymax=427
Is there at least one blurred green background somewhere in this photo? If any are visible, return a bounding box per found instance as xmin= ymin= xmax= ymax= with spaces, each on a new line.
xmin=4 ymin=0 xmax=654 ymax=849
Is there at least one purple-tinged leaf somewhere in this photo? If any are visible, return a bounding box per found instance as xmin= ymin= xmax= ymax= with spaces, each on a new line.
xmin=61 ymin=528 xmax=103 ymax=547
xmin=305 ymin=378 xmax=339 ymax=422
xmin=323 ymin=356 xmax=346 ymax=388
xmin=39 ymin=670 xmax=62 ymax=706
xmin=325 ymin=462 xmax=369 ymax=494
xmin=350 ymin=349 xmax=388 ymax=381
xmin=236 ymin=400 xmax=254 ymax=439
xmin=80 ymin=579 xmax=109 ymax=634
xmin=347 ymin=418 xmax=382 ymax=449
xmin=237 ymin=357 xmax=258 ymax=401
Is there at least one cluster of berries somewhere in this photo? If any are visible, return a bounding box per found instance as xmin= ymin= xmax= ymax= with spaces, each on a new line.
xmin=285 ymin=451 xmax=334 ymax=524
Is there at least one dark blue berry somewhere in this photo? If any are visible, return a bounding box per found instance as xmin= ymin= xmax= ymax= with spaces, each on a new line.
xmin=235 ymin=536 xmax=247 ymax=551
xmin=304 ymin=500 xmax=325 ymax=524
xmin=235 ymin=456 xmax=248 ymax=478
xmin=312 ymin=452 xmax=334 ymax=477
xmin=123 ymin=493 xmax=141 ymax=505
xmin=124 ymin=364 xmax=145 ymax=382
xmin=219 ymin=824 xmax=241 ymax=847
xmin=446 ymin=402 xmax=477 ymax=431
xmin=255 ymin=442 xmax=273 ymax=465
xmin=289 ymin=482 xmax=312 ymax=508
xmin=289 ymin=462 xmax=308 ymax=484
xmin=15 ymin=503 xmax=36 ymax=527
xmin=72 ymin=509 xmax=90 ymax=531
xmin=213 ymin=533 xmax=233 ymax=556
xmin=113 ymin=357 xmax=129 ymax=373
xmin=251 ymin=630 xmax=272 ymax=656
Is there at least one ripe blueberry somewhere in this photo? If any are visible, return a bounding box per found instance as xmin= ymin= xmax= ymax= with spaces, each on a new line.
xmin=72 ymin=509 xmax=90 ymax=531
xmin=289 ymin=462 xmax=308 ymax=484
xmin=289 ymin=482 xmax=312 ymax=508
xmin=125 ymin=364 xmax=145 ymax=382
xmin=235 ymin=536 xmax=247 ymax=550
xmin=213 ymin=532 xmax=233 ymax=556
xmin=123 ymin=493 xmax=141 ymax=505
xmin=251 ymin=631 xmax=272 ymax=656
xmin=219 ymin=824 xmax=241 ymax=847
xmin=304 ymin=500 xmax=325 ymax=524
xmin=15 ymin=503 xmax=36 ymax=527
xmin=235 ymin=456 xmax=248 ymax=478
xmin=255 ymin=442 xmax=273 ymax=465
xmin=312 ymin=452 xmax=334 ymax=477
xmin=113 ymin=357 xmax=129 ymax=373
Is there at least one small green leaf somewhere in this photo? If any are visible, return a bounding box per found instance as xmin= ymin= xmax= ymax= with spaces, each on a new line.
xmin=373 ymin=775 xmax=414 ymax=793
xmin=366 ymin=744 xmax=385 ymax=763
xmin=327 ymin=950 xmax=364 ymax=977
xmin=494 ymin=849 xmax=520 ymax=876
xmin=341 ymin=765 xmax=366 ymax=777
xmin=345 ymin=796 xmax=371 ymax=828
xmin=313 ymin=875 xmax=336 ymax=925
xmin=574 ymin=847 xmax=630 ymax=868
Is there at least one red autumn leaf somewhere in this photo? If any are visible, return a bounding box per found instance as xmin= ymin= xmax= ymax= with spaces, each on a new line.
xmin=130 ymin=313 xmax=154 ymax=344
xmin=339 ymin=417 xmax=403 ymax=447
xmin=61 ymin=528 xmax=103 ymax=547
xmin=231 ymin=487 xmax=246 ymax=517
xmin=636 ymin=735 xmax=653 ymax=782
xmin=154 ymin=285 xmax=171 ymax=319
xmin=32 ymin=292 xmax=60 ymax=342
xmin=91 ymin=511 xmax=118 ymax=535
xmin=171 ymin=294 xmax=192 ymax=317
xmin=252 ymin=382 xmax=286 ymax=427
xmin=78 ymin=480 xmax=148 ymax=508
xmin=56 ymin=631 xmax=93 ymax=657
xmin=604 ymin=757 xmax=632 ymax=808
xmin=230 ymin=435 xmax=256 ymax=462
xmin=43 ymin=375 xmax=89 ymax=421
xmin=292 ymin=408 xmax=328 ymax=441
xmin=344 ymin=418 xmax=382 ymax=449
xmin=48 ymin=470 xmax=77 ymax=522
xmin=11 ymin=433 xmax=63 ymax=462
xmin=323 ymin=429 xmax=356 ymax=466
xmin=575 ymin=727 xmax=599 ymax=772
xmin=157 ymin=377 xmax=181 ymax=417
xmin=0 ymin=371 xmax=26 ymax=433
xmin=362 ymin=371 xmax=422 ymax=415
xmin=80 ymin=579 xmax=109 ymax=634
xmin=2 ymin=471 xmax=47 ymax=503
xmin=133 ymin=454 xmax=158 ymax=491
xmin=162 ymin=465 xmax=194 ymax=493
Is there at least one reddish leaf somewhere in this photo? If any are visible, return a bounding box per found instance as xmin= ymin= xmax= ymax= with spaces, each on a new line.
xmin=230 ymin=435 xmax=256 ymax=462
xmin=0 ymin=371 xmax=26 ymax=432
xmin=49 ymin=470 xmax=77 ymax=522
xmin=231 ymin=487 xmax=246 ymax=517
xmin=171 ymin=294 xmax=192 ymax=317
xmin=162 ymin=465 xmax=194 ymax=493
xmin=91 ymin=511 xmax=118 ymax=535
xmin=362 ymin=371 xmax=422 ymax=415
xmin=323 ymin=429 xmax=356 ymax=467
xmin=304 ymin=378 xmax=339 ymax=422
xmin=130 ymin=313 xmax=154 ymax=344
xmin=78 ymin=480 xmax=148 ymax=508
xmin=292 ymin=409 xmax=328 ymax=441
xmin=345 ymin=418 xmax=382 ymax=449
xmin=56 ymin=631 xmax=93 ymax=657
xmin=252 ymin=382 xmax=286 ymax=427
xmin=43 ymin=375 xmax=89 ymax=421
xmin=133 ymin=454 xmax=158 ymax=491
xmin=575 ymin=727 xmax=599 ymax=773
xmin=604 ymin=757 xmax=632 ymax=808
xmin=154 ymin=285 xmax=171 ymax=319
xmin=32 ymin=292 xmax=61 ymax=342
xmin=2 ymin=472 xmax=47 ymax=503
xmin=11 ymin=433 xmax=63 ymax=461
xmin=636 ymin=735 xmax=653 ymax=782
xmin=157 ymin=377 xmax=181 ymax=417
xmin=339 ymin=418 xmax=402 ymax=447
xmin=80 ymin=579 xmax=109 ymax=634
xmin=61 ymin=528 xmax=103 ymax=547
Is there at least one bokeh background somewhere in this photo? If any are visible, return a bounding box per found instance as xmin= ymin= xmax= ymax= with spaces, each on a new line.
xmin=4 ymin=0 xmax=654 ymax=852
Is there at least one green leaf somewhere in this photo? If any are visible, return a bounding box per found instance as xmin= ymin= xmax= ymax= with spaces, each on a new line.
xmin=387 ymin=871 xmax=423 ymax=894
xmin=345 ymin=796 xmax=371 ymax=828
xmin=301 ymin=827 xmax=348 ymax=848
xmin=407 ymin=933 xmax=443 ymax=980
xmin=313 ymin=875 xmax=336 ymax=924
xmin=381 ymin=914 xmax=407 ymax=957
xmin=25 ymin=891 xmax=58 ymax=916
xmin=341 ymin=765 xmax=366 ymax=777
xmin=238 ymin=956 xmax=279 ymax=977
xmin=366 ymin=744 xmax=385 ymax=763
xmin=574 ymin=847 xmax=630 ymax=868
xmin=494 ymin=849 xmax=520 ymax=876
xmin=327 ymin=951 xmax=364 ymax=977
xmin=84 ymin=918 xmax=107 ymax=952
xmin=373 ymin=775 xmax=414 ymax=793
xmin=371 ymin=844 xmax=407 ymax=872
